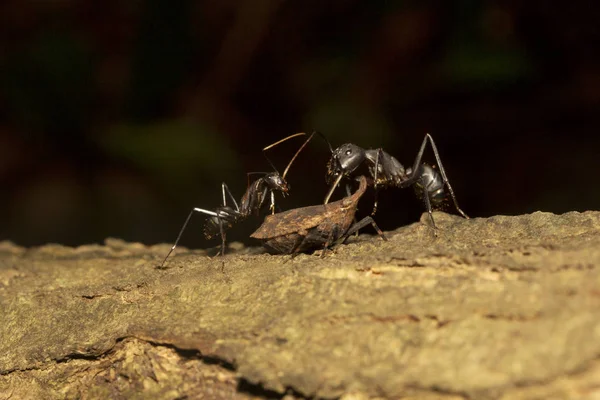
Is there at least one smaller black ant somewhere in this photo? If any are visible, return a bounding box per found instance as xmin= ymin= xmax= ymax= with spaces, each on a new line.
xmin=160 ymin=132 xmax=310 ymax=266
xmin=303 ymin=132 xmax=469 ymax=231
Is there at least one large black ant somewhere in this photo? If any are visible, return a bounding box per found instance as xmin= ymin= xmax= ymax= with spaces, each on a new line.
xmin=160 ymin=132 xmax=311 ymax=267
xmin=299 ymin=132 xmax=469 ymax=232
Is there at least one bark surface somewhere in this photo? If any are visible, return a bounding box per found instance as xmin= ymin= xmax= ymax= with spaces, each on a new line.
xmin=1 ymin=211 xmax=600 ymax=399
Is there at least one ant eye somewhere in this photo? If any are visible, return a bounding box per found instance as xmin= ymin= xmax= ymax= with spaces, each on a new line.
xmin=345 ymin=150 xmax=352 ymax=156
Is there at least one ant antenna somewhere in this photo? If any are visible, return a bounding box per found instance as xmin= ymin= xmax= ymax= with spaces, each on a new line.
xmin=246 ymin=171 xmax=270 ymax=176
xmin=263 ymin=132 xmax=307 ymax=151
xmin=281 ymin=132 xmax=314 ymax=178
xmin=262 ymin=130 xmax=332 ymax=179
xmin=280 ymin=131 xmax=335 ymax=178
xmin=263 ymin=132 xmax=307 ymax=178
xmin=262 ymin=153 xmax=280 ymax=176
xmin=313 ymin=131 xmax=333 ymax=154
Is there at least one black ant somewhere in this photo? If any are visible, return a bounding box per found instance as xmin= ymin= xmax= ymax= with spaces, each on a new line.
xmin=302 ymin=132 xmax=469 ymax=232
xmin=160 ymin=132 xmax=311 ymax=267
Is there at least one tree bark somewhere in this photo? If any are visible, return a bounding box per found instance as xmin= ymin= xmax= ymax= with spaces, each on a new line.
xmin=1 ymin=211 xmax=600 ymax=399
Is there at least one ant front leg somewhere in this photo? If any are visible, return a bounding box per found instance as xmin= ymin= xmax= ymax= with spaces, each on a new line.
xmin=258 ymin=187 xmax=277 ymax=215
xmin=324 ymin=173 xmax=344 ymax=204
xmin=270 ymin=190 xmax=276 ymax=215
xmin=343 ymin=183 xmax=360 ymax=238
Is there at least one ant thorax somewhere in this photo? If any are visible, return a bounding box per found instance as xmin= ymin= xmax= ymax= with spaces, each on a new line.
xmin=364 ymin=149 xmax=407 ymax=186
xmin=239 ymin=179 xmax=269 ymax=215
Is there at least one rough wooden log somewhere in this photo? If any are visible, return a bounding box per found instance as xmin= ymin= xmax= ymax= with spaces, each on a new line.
xmin=1 ymin=211 xmax=600 ymax=399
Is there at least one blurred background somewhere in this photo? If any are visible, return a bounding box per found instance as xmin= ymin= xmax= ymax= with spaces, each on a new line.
xmin=1 ymin=0 xmax=599 ymax=249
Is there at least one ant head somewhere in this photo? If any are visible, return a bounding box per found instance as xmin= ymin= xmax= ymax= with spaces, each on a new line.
xmin=326 ymin=143 xmax=365 ymax=183
xmin=264 ymin=172 xmax=290 ymax=194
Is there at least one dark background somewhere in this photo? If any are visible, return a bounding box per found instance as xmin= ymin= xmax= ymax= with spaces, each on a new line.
xmin=1 ymin=1 xmax=599 ymax=249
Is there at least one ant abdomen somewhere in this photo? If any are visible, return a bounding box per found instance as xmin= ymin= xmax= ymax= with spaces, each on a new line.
xmin=412 ymin=164 xmax=446 ymax=209
xmin=202 ymin=207 xmax=239 ymax=240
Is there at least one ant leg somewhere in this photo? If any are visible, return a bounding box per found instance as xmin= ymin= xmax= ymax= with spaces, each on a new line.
xmin=419 ymin=176 xmax=438 ymax=235
xmin=312 ymin=130 xmax=334 ymax=153
xmin=371 ymin=188 xmax=380 ymax=216
xmin=345 ymin=183 xmax=353 ymax=197
xmin=371 ymin=148 xmax=385 ymax=215
xmin=373 ymin=148 xmax=381 ymax=184
xmin=244 ymin=182 xmax=269 ymax=216
xmin=319 ymin=229 xmax=338 ymax=258
xmin=218 ymin=218 xmax=226 ymax=256
xmin=270 ymin=190 xmax=276 ymax=215
xmin=256 ymin=187 xmax=269 ymax=214
xmin=288 ymin=234 xmax=309 ymax=258
xmin=397 ymin=139 xmax=427 ymax=189
xmin=343 ymin=183 xmax=360 ymax=238
xmin=414 ymin=134 xmax=469 ymax=219
xmin=324 ymin=173 xmax=344 ymax=204
xmin=339 ymin=216 xmax=387 ymax=244
xmin=268 ymin=190 xmax=284 ymax=214
xmin=222 ymin=183 xmax=239 ymax=211
xmin=210 ymin=211 xmax=232 ymax=258
xmin=160 ymin=207 xmax=222 ymax=268
xmin=246 ymin=172 xmax=269 ymax=188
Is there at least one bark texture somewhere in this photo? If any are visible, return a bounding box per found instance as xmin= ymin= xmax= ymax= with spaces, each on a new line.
xmin=1 ymin=211 xmax=600 ymax=399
